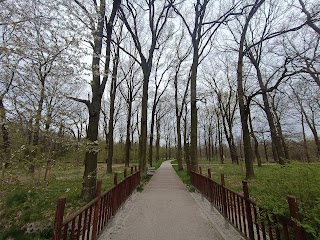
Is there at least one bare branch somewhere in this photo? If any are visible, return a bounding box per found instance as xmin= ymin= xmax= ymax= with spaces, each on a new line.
xmin=67 ymin=96 xmax=90 ymax=108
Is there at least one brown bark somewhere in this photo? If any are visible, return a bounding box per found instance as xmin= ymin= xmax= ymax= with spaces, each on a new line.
xmin=218 ymin=96 xmax=238 ymax=164
xmin=263 ymin=139 xmax=269 ymax=162
xmin=207 ymin=126 xmax=212 ymax=162
xmin=0 ymin=98 xmax=10 ymax=162
xmin=249 ymin=111 xmax=262 ymax=167
xmin=247 ymin=52 xmax=284 ymax=164
xmin=236 ymin=0 xmax=265 ymax=178
xmin=217 ymin=116 xmax=224 ymax=164
xmin=155 ymin=115 xmax=160 ymax=162
xmin=138 ymin=65 xmax=150 ymax=175
xmin=119 ymin=0 xmax=171 ymax=177
xmin=78 ymin=0 xmax=120 ymax=200
xmin=271 ymin=97 xmax=289 ymax=160
xmin=125 ymin=94 xmax=132 ymax=167
xmin=33 ymin=78 xmax=45 ymax=147
xmin=106 ymin=44 xmax=120 ymax=173
xmin=183 ymin=110 xmax=190 ymax=174
xmin=176 ymin=113 xmax=183 ymax=170
xmin=190 ymin=50 xmax=199 ymax=170
xmin=293 ymin=89 xmax=320 ymax=159
xmin=301 ymin=114 xmax=310 ymax=163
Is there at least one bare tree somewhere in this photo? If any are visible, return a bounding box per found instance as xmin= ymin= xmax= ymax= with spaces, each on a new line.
xmin=118 ymin=0 xmax=172 ymax=175
xmin=68 ymin=0 xmax=121 ymax=200
xmin=172 ymin=0 xmax=245 ymax=170
xmin=236 ymin=0 xmax=266 ymax=178
xmin=118 ymin=58 xmax=141 ymax=167
xmin=173 ymin=35 xmax=191 ymax=170
xmin=148 ymin=57 xmax=172 ymax=167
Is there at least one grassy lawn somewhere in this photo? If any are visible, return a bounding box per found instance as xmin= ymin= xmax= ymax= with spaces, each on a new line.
xmin=171 ymin=160 xmax=320 ymax=239
xmin=0 ymin=162 xmax=137 ymax=240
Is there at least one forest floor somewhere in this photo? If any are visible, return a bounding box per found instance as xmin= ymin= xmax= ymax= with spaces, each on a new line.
xmin=0 ymin=160 xmax=157 ymax=240
xmin=172 ymin=160 xmax=320 ymax=239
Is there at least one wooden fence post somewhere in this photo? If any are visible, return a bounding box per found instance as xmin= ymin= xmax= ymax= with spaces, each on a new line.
xmin=135 ymin=166 xmax=137 ymax=172
xmin=242 ymin=181 xmax=254 ymax=240
xmin=112 ymin=173 xmax=118 ymax=216
xmin=199 ymin=167 xmax=202 ymax=174
xmin=114 ymin=173 xmax=118 ymax=185
xmin=52 ymin=197 xmax=66 ymax=240
xmin=221 ymin=174 xmax=228 ymax=218
xmin=123 ymin=169 xmax=128 ymax=204
xmin=92 ymin=180 xmax=102 ymax=240
xmin=287 ymin=195 xmax=304 ymax=240
xmin=208 ymin=169 xmax=211 ymax=178
xmin=131 ymin=166 xmax=133 ymax=175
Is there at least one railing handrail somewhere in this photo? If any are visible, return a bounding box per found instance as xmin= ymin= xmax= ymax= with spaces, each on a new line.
xmin=52 ymin=166 xmax=141 ymax=240
xmin=62 ymin=173 xmax=134 ymax=225
xmin=190 ymin=169 xmax=305 ymax=240
xmin=63 ymin=197 xmax=98 ymax=225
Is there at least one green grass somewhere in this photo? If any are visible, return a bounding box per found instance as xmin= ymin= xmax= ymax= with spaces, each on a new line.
xmin=171 ymin=160 xmax=194 ymax=192
xmin=172 ymin=160 xmax=320 ymax=239
xmin=0 ymin=162 xmax=134 ymax=239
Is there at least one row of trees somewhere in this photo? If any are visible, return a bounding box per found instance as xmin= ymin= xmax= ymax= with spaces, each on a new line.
xmin=1 ymin=0 xmax=319 ymax=199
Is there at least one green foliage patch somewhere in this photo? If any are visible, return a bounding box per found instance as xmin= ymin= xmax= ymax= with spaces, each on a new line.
xmin=0 ymin=162 xmax=131 ymax=239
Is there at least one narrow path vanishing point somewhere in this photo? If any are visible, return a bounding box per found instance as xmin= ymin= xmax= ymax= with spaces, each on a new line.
xmin=99 ymin=160 xmax=244 ymax=240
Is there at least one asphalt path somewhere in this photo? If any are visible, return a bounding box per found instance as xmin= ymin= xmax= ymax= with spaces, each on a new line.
xmin=99 ymin=160 xmax=244 ymax=240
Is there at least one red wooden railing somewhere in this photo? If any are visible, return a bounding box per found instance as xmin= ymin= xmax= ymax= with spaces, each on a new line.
xmin=191 ymin=168 xmax=305 ymax=240
xmin=52 ymin=166 xmax=140 ymax=240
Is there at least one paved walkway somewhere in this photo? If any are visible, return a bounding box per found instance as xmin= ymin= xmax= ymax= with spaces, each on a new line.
xmin=99 ymin=160 xmax=244 ymax=240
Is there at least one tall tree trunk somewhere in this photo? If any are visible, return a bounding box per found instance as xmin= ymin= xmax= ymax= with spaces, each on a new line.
xmin=236 ymin=0 xmax=266 ymax=178
xmin=106 ymin=45 xmax=120 ymax=173
xmin=230 ymin=134 xmax=239 ymax=164
xmin=176 ymin=115 xmax=183 ymax=170
xmin=249 ymin=111 xmax=262 ymax=167
xmin=198 ymin=132 xmax=202 ymax=159
xmin=156 ymin=115 xmax=160 ymax=162
xmin=275 ymin=115 xmax=289 ymax=160
xmin=221 ymin=113 xmax=238 ymax=164
xmin=308 ymin=124 xmax=320 ymax=158
xmin=217 ymin=117 xmax=224 ymax=164
xmin=190 ymin=50 xmax=199 ymax=170
xmin=125 ymin=94 xmax=132 ymax=167
xmin=148 ymin=105 xmax=156 ymax=167
xmin=214 ymin=127 xmax=218 ymax=158
xmin=82 ymin=102 xmax=100 ymax=199
xmin=208 ymin=126 xmax=212 ymax=162
xmin=29 ymin=79 xmax=45 ymax=173
xmin=183 ymin=114 xmax=190 ymax=174
xmin=205 ymin=134 xmax=209 ymax=162
xmin=0 ymin=98 xmax=10 ymax=165
xmin=301 ymin=114 xmax=310 ymax=163
xmin=81 ymin=0 xmax=121 ymax=200
xmin=271 ymin=100 xmax=289 ymax=160
xmin=33 ymin=80 xmax=45 ymax=147
xmin=295 ymin=96 xmax=320 ymax=159
xmin=169 ymin=138 xmax=171 ymax=159
xmin=263 ymin=139 xmax=269 ymax=162
xmin=138 ymin=65 xmax=151 ymax=176
xmin=247 ymin=51 xmax=284 ymax=164
xmin=165 ymin=138 xmax=168 ymax=160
